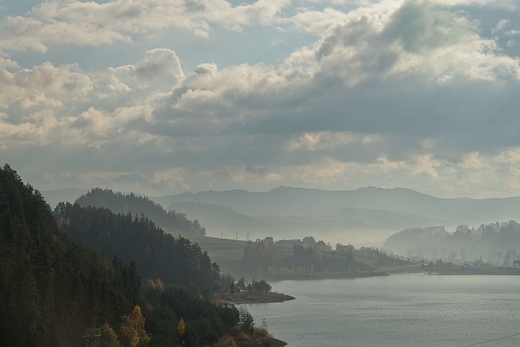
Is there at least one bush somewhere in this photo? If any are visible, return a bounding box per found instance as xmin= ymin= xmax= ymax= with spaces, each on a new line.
xmin=254 ymin=327 xmax=269 ymax=338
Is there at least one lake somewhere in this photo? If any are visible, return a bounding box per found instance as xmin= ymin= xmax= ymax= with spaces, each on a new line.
xmin=246 ymin=275 xmax=520 ymax=347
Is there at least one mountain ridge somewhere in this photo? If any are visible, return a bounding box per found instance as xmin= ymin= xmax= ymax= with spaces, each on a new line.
xmin=152 ymin=186 xmax=520 ymax=225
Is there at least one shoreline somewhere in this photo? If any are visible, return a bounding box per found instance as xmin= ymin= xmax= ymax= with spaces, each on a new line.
xmin=388 ymin=267 xmax=520 ymax=276
xmin=218 ymin=268 xmax=520 ymax=305
xmin=218 ymin=291 xmax=295 ymax=304
xmin=431 ymin=267 xmax=520 ymax=276
xmin=261 ymin=270 xmax=390 ymax=282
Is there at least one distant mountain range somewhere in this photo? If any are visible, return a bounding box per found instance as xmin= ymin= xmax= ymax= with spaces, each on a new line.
xmin=40 ymin=186 xmax=520 ymax=246
xmin=153 ymin=187 xmax=520 ymax=245
xmin=153 ymin=186 xmax=520 ymax=225
xmin=330 ymin=206 xmax=441 ymax=230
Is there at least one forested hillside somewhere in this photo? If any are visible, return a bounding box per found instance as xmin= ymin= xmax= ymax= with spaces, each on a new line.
xmin=0 ymin=165 xmax=279 ymax=347
xmin=0 ymin=165 xmax=141 ymax=346
xmin=55 ymin=202 xmax=220 ymax=292
xmin=76 ymin=188 xmax=206 ymax=235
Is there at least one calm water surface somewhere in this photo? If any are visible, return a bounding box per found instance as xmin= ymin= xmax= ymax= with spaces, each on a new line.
xmin=246 ymin=275 xmax=520 ymax=347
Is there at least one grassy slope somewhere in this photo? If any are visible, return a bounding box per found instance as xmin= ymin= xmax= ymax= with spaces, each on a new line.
xmin=177 ymin=233 xmax=250 ymax=262
xmin=177 ymin=233 xmax=295 ymax=263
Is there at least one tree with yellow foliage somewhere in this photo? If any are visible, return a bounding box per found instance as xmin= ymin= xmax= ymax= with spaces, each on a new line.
xmin=147 ymin=278 xmax=164 ymax=292
xmin=119 ymin=305 xmax=152 ymax=347
xmin=177 ymin=317 xmax=186 ymax=337
xmin=100 ymin=323 xmax=122 ymax=347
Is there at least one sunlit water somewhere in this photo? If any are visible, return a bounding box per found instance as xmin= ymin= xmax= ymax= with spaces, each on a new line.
xmin=246 ymin=275 xmax=520 ymax=347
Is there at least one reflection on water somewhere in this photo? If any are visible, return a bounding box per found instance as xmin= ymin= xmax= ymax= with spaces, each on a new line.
xmin=246 ymin=275 xmax=520 ymax=347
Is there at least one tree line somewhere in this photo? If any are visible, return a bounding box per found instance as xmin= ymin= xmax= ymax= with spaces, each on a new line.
xmin=384 ymin=223 xmax=520 ymax=265
xmin=241 ymin=239 xmax=404 ymax=277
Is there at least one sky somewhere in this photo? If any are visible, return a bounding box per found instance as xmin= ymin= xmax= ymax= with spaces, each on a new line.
xmin=1 ymin=0 xmax=520 ymax=198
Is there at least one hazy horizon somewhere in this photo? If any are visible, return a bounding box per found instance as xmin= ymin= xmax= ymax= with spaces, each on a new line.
xmin=40 ymin=183 xmax=520 ymax=250
xmin=39 ymin=184 xmax=520 ymax=201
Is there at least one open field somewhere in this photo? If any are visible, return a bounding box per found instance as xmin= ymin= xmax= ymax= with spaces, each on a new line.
xmin=176 ymin=232 xmax=295 ymax=264
xmin=177 ymin=232 xmax=249 ymax=262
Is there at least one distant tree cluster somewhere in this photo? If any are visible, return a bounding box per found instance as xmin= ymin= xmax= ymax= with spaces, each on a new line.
xmin=76 ymin=188 xmax=206 ymax=235
xmin=241 ymin=239 xmax=401 ymax=277
xmin=54 ymin=202 xmax=220 ymax=292
xmin=384 ymin=223 xmax=520 ymax=266
xmin=282 ymin=244 xmax=326 ymax=272
xmin=242 ymin=240 xmax=280 ymax=274
xmin=273 ymin=236 xmax=330 ymax=250
xmin=223 ymin=275 xmax=272 ymax=294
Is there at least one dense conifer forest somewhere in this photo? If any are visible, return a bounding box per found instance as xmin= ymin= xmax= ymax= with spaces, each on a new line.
xmin=0 ymin=165 xmax=141 ymax=346
xmin=54 ymin=202 xmax=220 ymax=292
xmin=0 ymin=165 xmax=273 ymax=347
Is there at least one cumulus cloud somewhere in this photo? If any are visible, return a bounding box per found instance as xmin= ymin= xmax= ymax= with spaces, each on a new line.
xmin=312 ymin=0 xmax=520 ymax=85
xmin=93 ymin=49 xmax=183 ymax=100
xmin=0 ymin=48 xmax=184 ymax=150
xmin=136 ymin=49 xmax=184 ymax=79
xmin=284 ymin=8 xmax=350 ymax=34
xmin=0 ymin=12 xmax=129 ymax=53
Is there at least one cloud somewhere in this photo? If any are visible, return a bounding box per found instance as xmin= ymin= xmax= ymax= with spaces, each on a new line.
xmin=0 ymin=49 xmax=185 ymax=150
xmin=245 ymin=165 xmax=271 ymax=176
xmin=114 ymin=173 xmax=146 ymax=184
xmin=136 ymin=49 xmax=184 ymax=79
xmin=2 ymin=0 xmax=520 ymax=199
xmin=0 ymin=0 xmax=291 ymax=54
xmin=313 ymin=0 xmax=520 ymax=85
xmin=284 ymin=8 xmax=350 ymax=34
xmin=14 ymin=62 xmax=92 ymax=100
xmin=94 ymin=49 xmax=183 ymax=100
xmin=287 ymin=131 xmax=383 ymax=151
xmin=0 ymin=12 xmax=129 ymax=53
xmin=431 ymin=0 xmax=518 ymax=10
